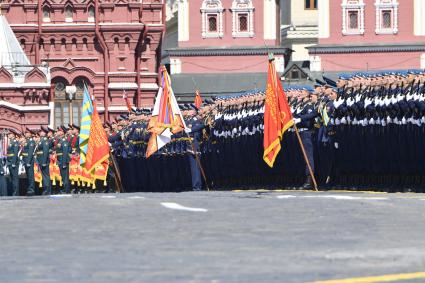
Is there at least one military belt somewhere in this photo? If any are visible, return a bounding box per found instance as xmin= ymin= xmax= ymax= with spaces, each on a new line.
xmin=36 ymin=151 xmax=43 ymax=155
xmin=130 ymin=141 xmax=146 ymax=145
xmin=56 ymin=153 xmax=63 ymax=156
xmin=7 ymin=154 xmax=14 ymax=157
xmin=21 ymin=153 xmax=28 ymax=156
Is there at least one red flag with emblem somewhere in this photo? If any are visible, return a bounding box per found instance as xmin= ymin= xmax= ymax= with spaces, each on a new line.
xmin=263 ymin=56 xmax=294 ymax=168
xmin=84 ymin=100 xmax=110 ymax=173
xmin=194 ymin=89 xmax=203 ymax=109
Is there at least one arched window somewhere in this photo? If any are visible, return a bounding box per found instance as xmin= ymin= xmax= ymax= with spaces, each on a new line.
xmin=208 ymin=16 xmax=217 ymax=32
xmin=53 ymin=77 xmax=85 ymax=127
xmin=88 ymin=6 xmax=95 ymax=22
xmin=201 ymin=0 xmax=224 ymax=38
xmin=65 ymin=6 xmax=73 ymax=22
xmin=42 ymin=6 xmax=51 ymax=22
xmin=231 ymin=0 xmax=254 ymax=37
xmin=349 ymin=11 xmax=359 ymax=29
xmin=238 ymin=15 xmax=247 ymax=31
xmin=20 ymin=39 xmax=26 ymax=51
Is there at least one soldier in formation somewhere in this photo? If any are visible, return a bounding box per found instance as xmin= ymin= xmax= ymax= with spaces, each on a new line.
xmin=3 ymin=69 xmax=425 ymax=195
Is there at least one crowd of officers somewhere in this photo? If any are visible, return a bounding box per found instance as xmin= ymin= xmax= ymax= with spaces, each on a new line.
xmin=0 ymin=125 xmax=101 ymax=197
xmin=111 ymin=69 xmax=425 ymax=193
xmin=3 ymin=69 xmax=425 ymax=195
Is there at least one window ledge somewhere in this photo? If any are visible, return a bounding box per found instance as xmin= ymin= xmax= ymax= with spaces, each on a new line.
xmin=232 ymin=32 xmax=254 ymax=38
xmin=202 ymin=32 xmax=223 ymax=38
xmin=343 ymin=30 xmax=364 ymax=35
xmin=375 ymin=29 xmax=398 ymax=35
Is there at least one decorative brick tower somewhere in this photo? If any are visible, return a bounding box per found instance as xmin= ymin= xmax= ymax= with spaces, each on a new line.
xmin=0 ymin=0 xmax=164 ymax=131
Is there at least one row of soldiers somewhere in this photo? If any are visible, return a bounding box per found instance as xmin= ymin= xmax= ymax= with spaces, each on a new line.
xmin=0 ymin=125 xmax=103 ymax=196
xmin=4 ymin=68 xmax=425 ymax=194
xmin=111 ymin=68 xmax=425 ymax=192
xmin=106 ymin=104 xmax=211 ymax=192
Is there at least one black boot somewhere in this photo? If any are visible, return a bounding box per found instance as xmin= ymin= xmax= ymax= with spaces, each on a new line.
xmin=302 ymin=176 xmax=313 ymax=190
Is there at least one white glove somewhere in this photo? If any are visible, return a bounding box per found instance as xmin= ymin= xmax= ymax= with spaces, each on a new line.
xmin=293 ymin=118 xmax=301 ymax=125
xmin=334 ymin=142 xmax=339 ymax=149
xmin=184 ymin=128 xmax=192 ymax=134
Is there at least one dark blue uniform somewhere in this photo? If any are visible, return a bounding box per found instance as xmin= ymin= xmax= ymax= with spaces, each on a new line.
xmin=186 ymin=118 xmax=206 ymax=191
xmin=295 ymin=102 xmax=318 ymax=188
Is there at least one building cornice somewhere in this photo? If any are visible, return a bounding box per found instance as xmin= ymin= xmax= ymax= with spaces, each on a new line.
xmin=0 ymin=100 xmax=51 ymax=112
xmin=308 ymin=43 xmax=425 ymax=54
xmin=164 ymin=47 xmax=291 ymax=57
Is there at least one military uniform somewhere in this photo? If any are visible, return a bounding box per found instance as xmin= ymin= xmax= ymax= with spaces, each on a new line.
xmin=0 ymin=157 xmax=6 ymax=196
xmin=294 ymin=101 xmax=318 ymax=189
xmin=7 ymin=137 xmax=20 ymax=196
xmin=56 ymin=137 xmax=71 ymax=194
xmin=186 ymin=117 xmax=206 ymax=191
xmin=36 ymin=136 xmax=51 ymax=195
xmin=22 ymin=137 xmax=36 ymax=196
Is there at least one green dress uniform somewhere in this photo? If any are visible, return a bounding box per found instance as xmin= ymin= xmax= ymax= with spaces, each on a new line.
xmin=22 ymin=138 xmax=36 ymax=196
xmin=56 ymin=137 xmax=71 ymax=194
xmin=7 ymin=138 xmax=20 ymax=196
xmin=36 ymin=137 xmax=51 ymax=195
xmin=0 ymin=157 xmax=6 ymax=196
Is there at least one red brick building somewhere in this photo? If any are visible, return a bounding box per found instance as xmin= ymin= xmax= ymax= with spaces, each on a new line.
xmin=0 ymin=0 xmax=164 ymax=132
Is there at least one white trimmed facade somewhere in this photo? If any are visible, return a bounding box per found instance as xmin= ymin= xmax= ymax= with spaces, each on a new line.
xmin=341 ymin=0 xmax=365 ymax=35
xmin=374 ymin=0 xmax=398 ymax=34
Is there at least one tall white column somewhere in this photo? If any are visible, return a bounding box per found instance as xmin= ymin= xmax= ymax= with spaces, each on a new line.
xmin=414 ymin=0 xmax=425 ymax=36
xmin=263 ymin=0 xmax=276 ymax=40
xmin=318 ymin=0 xmax=330 ymax=38
xmin=178 ymin=0 xmax=189 ymax=42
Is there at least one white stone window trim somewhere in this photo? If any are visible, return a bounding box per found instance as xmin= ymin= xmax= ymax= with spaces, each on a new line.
xmin=231 ymin=0 xmax=255 ymax=38
xmin=375 ymin=0 xmax=398 ymax=35
xmin=201 ymin=0 xmax=224 ymax=38
xmin=341 ymin=0 xmax=365 ymax=35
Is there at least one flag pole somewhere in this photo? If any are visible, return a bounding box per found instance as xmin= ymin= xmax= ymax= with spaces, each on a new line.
xmin=292 ymin=124 xmax=318 ymax=191
xmin=110 ymin=153 xmax=124 ymax=193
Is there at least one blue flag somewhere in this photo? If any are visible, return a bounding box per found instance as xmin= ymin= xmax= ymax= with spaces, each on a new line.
xmin=79 ymin=84 xmax=93 ymax=166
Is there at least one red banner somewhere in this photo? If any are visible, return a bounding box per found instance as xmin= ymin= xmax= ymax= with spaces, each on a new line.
xmin=85 ymin=103 xmax=110 ymax=173
xmin=194 ymin=90 xmax=202 ymax=109
xmin=263 ymin=58 xmax=294 ymax=168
